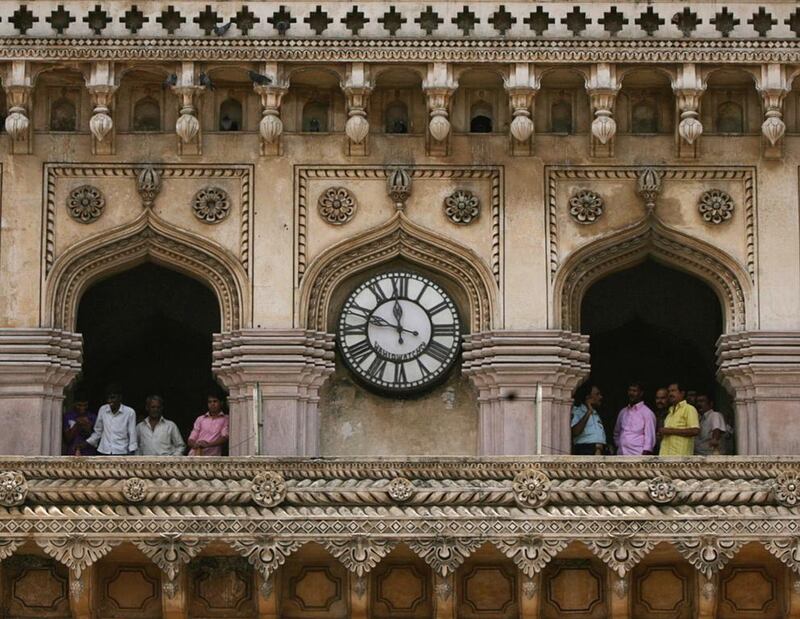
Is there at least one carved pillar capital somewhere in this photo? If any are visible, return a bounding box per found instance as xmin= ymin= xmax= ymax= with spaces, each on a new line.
xmin=170 ymin=62 xmax=205 ymax=154
xmin=2 ymin=60 xmax=33 ymax=153
xmin=717 ymin=330 xmax=800 ymax=455
xmin=253 ymin=62 xmax=289 ymax=156
xmin=504 ymin=63 xmax=540 ymax=155
xmin=423 ymin=63 xmax=457 ymax=156
xmin=671 ymin=64 xmax=706 ymax=158
xmin=755 ymin=63 xmax=790 ymax=157
xmin=342 ymin=62 xmax=373 ymax=155
xmin=462 ymin=330 xmax=590 ymax=456
xmin=585 ymin=63 xmax=619 ymax=157
xmin=0 ymin=328 xmax=82 ymax=455
xmin=213 ymin=329 xmax=335 ymax=456
xmin=86 ymin=62 xmax=117 ymax=154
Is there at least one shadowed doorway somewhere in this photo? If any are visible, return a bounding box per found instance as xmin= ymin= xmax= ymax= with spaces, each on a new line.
xmin=580 ymin=260 xmax=730 ymax=445
xmin=75 ymin=263 xmax=221 ymax=439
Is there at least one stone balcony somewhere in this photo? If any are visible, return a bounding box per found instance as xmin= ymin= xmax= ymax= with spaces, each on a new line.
xmin=0 ymin=456 xmax=798 ymax=617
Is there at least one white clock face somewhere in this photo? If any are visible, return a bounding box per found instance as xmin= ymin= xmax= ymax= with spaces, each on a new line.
xmin=338 ymin=272 xmax=461 ymax=393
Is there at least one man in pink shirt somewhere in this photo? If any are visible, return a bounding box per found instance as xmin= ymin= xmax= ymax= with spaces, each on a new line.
xmin=187 ymin=394 xmax=229 ymax=456
xmin=613 ymin=381 xmax=657 ymax=456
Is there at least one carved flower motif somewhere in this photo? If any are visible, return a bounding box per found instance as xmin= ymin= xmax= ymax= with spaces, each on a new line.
xmin=67 ymin=185 xmax=105 ymax=223
xmin=698 ymin=189 xmax=734 ymax=225
xmin=569 ymin=190 xmax=603 ymax=224
xmin=251 ymin=472 xmax=287 ymax=507
xmin=318 ymin=187 xmax=357 ymax=225
xmin=122 ymin=477 xmax=147 ymax=503
xmin=648 ymin=476 xmax=677 ymax=504
xmin=0 ymin=472 xmax=27 ymax=507
xmin=192 ymin=187 xmax=231 ymax=224
xmin=512 ymin=469 xmax=551 ymax=508
xmin=387 ymin=477 xmax=414 ymax=502
xmin=444 ymin=189 xmax=480 ymax=224
xmin=774 ymin=475 xmax=800 ymax=507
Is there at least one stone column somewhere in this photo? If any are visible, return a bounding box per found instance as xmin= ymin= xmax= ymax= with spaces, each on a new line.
xmin=585 ymin=63 xmax=619 ymax=158
xmin=254 ymin=62 xmax=289 ymax=157
xmin=672 ymin=63 xmax=706 ymax=159
xmin=170 ymin=62 xmax=205 ymax=156
xmin=213 ymin=329 xmax=335 ymax=456
xmin=462 ymin=330 xmax=589 ymax=456
xmin=341 ymin=62 xmax=373 ymax=156
xmin=504 ymin=63 xmax=539 ymax=156
xmin=2 ymin=60 xmax=33 ymax=155
xmin=755 ymin=63 xmax=790 ymax=160
xmin=423 ymin=62 xmax=457 ymax=157
xmin=717 ymin=331 xmax=800 ymax=455
xmin=0 ymin=329 xmax=82 ymax=455
xmin=86 ymin=61 xmax=117 ymax=156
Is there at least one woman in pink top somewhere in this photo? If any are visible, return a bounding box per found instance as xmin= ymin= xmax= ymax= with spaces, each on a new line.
xmin=187 ymin=395 xmax=229 ymax=456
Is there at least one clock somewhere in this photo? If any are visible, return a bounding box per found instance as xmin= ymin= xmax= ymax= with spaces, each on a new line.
xmin=338 ymin=272 xmax=461 ymax=394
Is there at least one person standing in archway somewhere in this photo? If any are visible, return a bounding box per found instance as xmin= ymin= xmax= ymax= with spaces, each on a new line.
xmin=571 ymin=384 xmax=607 ymax=456
xmin=694 ymin=392 xmax=728 ymax=456
xmin=658 ymin=382 xmax=700 ymax=456
xmin=187 ymin=393 xmax=229 ymax=456
xmin=62 ymin=391 xmax=98 ymax=456
xmin=136 ymin=395 xmax=186 ymax=456
xmin=86 ymin=385 xmax=138 ymax=456
xmin=652 ymin=387 xmax=670 ymax=453
xmin=613 ymin=382 xmax=657 ymax=456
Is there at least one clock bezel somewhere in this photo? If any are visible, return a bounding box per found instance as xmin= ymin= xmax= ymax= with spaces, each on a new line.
xmin=336 ymin=271 xmax=462 ymax=396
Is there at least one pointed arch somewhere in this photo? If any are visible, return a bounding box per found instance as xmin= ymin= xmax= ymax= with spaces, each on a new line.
xmin=299 ymin=213 xmax=498 ymax=333
xmin=553 ymin=218 xmax=751 ymax=333
xmin=46 ymin=213 xmax=249 ymax=332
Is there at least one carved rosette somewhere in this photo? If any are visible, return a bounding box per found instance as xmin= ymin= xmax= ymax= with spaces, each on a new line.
xmin=67 ymin=185 xmax=105 ymax=223
xmin=568 ymin=190 xmax=603 ymax=224
xmin=192 ymin=186 xmax=231 ymax=224
xmin=512 ymin=469 xmax=551 ymax=508
xmin=0 ymin=471 xmax=27 ymax=507
xmin=676 ymin=538 xmax=743 ymax=579
xmin=648 ymin=476 xmax=677 ymax=504
xmin=444 ymin=189 xmax=480 ymax=224
xmin=773 ymin=475 xmax=800 ymax=507
xmin=387 ymin=477 xmax=414 ymax=502
xmin=251 ymin=471 xmax=287 ymax=507
xmin=698 ymin=189 xmax=735 ymax=225
xmin=122 ymin=477 xmax=147 ymax=503
xmin=136 ymin=166 xmax=162 ymax=209
xmin=318 ymin=187 xmax=357 ymax=225
xmin=231 ymin=538 xmax=302 ymax=580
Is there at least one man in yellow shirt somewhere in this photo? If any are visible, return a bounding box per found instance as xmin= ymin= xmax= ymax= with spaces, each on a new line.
xmin=658 ymin=382 xmax=700 ymax=456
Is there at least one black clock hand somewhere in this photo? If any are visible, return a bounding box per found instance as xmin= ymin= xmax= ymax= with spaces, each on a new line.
xmin=392 ymin=300 xmax=404 ymax=344
xmin=368 ymin=315 xmax=418 ymax=337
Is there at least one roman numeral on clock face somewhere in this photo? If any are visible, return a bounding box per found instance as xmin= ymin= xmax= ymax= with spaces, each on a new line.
xmin=367 ymin=281 xmax=387 ymax=303
xmin=366 ymin=356 xmax=387 ymax=379
xmin=342 ymin=322 xmax=366 ymax=336
xmin=394 ymin=362 xmax=408 ymax=384
xmin=348 ymin=338 xmax=373 ymax=364
xmin=391 ymin=276 xmax=409 ymax=299
xmin=426 ymin=339 xmax=452 ymax=363
xmin=348 ymin=302 xmax=373 ymax=320
xmin=427 ymin=300 xmax=450 ymax=316
xmin=432 ymin=323 xmax=456 ymax=337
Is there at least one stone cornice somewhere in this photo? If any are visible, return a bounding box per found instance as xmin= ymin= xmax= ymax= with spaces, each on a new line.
xmin=3 ymin=37 xmax=800 ymax=63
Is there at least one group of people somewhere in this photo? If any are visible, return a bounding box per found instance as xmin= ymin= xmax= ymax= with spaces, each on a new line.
xmin=571 ymin=380 xmax=733 ymax=456
xmin=63 ymin=385 xmax=229 ymax=456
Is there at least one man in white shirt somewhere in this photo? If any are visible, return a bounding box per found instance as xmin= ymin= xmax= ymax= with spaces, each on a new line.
xmin=86 ymin=386 xmax=137 ymax=455
xmin=137 ymin=395 xmax=185 ymax=456
xmin=695 ymin=392 xmax=728 ymax=455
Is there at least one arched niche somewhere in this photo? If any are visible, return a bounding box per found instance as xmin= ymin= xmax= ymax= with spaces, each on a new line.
xmin=46 ymin=214 xmax=249 ymax=333
xmin=553 ymin=219 xmax=751 ymax=334
xmin=132 ymin=96 xmax=161 ymax=131
xmin=219 ymin=98 xmax=243 ymax=131
xmin=299 ymin=213 xmax=497 ymax=334
xmin=50 ymin=96 xmax=77 ymax=131
xmin=384 ymin=100 xmax=409 ymax=133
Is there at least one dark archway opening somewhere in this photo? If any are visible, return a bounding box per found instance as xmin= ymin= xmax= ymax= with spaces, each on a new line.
xmin=74 ymin=263 xmax=222 ymax=441
xmin=580 ymin=260 xmax=732 ymax=450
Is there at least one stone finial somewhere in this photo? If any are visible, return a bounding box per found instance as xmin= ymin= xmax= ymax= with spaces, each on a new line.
xmin=136 ymin=166 xmax=162 ymax=209
xmin=636 ymin=167 xmax=663 ymax=214
xmin=387 ymin=167 xmax=412 ymax=211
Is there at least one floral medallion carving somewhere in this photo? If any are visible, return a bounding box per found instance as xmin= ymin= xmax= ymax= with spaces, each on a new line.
xmin=192 ymin=186 xmax=231 ymax=224
xmin=512 ymin=468 xmax=551 ymax=508
xmin=67 ymin=185 xmax=105 ymax=223
xmin=251 ymin=471 xmax=287 ymax=507
xmin=387 ymin=477 xmax=414 ymax=502
xmin=648 ymin=476 xmax=676 ymax=504
xmin=568 ymin=189 xmax=603 ymax=224
xmin=122 ymin=477 xmax=147 ymax=503
xmin=698 ymin=189 xmax=734 ymax=224
xmin=773 ymin=474 xmax=800 ymax=507
xmin=444 ymin=189 xmax=480 ymax=224
xmin=0 ymin=472 xmax=27 ymax=507
xmin=318 ymin=187 xmax=357 ymax=224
